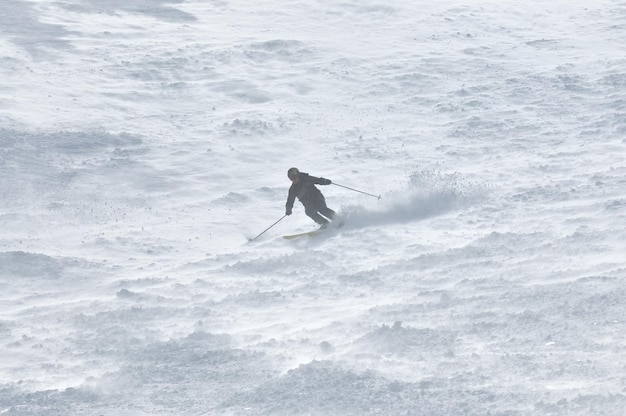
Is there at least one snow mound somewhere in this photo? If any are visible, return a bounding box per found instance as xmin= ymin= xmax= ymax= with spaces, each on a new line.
xmin=0 ymin=251 xmax=63 ymax=278
xmin=220 ymin=360 xmax=522 ymax=416
xmin=353 ymin=321 xmax=457 ymax=357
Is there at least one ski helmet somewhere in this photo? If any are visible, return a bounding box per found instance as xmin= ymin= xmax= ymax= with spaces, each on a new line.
xmin=287 ymin=167 xmax=299 ymax=179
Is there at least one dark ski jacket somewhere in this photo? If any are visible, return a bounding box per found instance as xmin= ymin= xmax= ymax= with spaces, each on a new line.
xmin=286 ymin=173 xmax=331 ymax=212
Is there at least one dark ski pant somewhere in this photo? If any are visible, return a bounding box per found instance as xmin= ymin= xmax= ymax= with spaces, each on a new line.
xmin=303 ymin=194 xmax=335 ymax=225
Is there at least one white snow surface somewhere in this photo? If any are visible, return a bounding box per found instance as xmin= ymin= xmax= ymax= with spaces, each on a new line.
xmin=1 ymin=0 xmax=626 ymax=415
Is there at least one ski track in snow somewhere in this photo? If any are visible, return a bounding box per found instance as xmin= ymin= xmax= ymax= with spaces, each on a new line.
xmin=1 ymin=0 xmax=626 ymax=415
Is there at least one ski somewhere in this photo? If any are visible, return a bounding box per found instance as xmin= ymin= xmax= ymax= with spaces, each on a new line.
xmin=283 ymin=229 xmax=322 ymax=240
xmin=282 ymin=221 xmax=344 ymax=240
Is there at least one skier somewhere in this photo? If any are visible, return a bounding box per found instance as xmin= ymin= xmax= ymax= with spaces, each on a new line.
xmin=285 ymin=167 xmax=336 ymax=226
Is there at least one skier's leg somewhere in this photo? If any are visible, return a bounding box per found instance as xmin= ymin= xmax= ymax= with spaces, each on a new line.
xmin=320 ymin=207 xmax=335 ymax=219
xmin=304 ymin=204 xmax=329 ymax=225
xmin=315 ymin=195 xmax=335 ymax=220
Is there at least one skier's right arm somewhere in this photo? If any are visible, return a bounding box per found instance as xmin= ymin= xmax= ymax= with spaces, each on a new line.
xmin=285 ymin=189 xmax=296 ymax=215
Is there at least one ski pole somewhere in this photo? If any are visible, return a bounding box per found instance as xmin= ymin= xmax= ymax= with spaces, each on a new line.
xmin=332 ymin=182 xmax=381 ymax=200
xmin=249 ymin=215 xmax=287 ymax=241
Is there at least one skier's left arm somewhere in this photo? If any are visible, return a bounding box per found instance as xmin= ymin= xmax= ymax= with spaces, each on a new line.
xmin=311 ymin=175 xmax=332 ymax=185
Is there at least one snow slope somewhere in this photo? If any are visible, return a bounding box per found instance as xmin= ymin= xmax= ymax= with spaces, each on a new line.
xmin=1 ymin=0 xmax=625 ymax=415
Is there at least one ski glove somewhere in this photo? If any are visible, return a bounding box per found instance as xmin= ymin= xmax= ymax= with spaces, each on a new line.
xmin=321 ymin=178 xmax=332 ymax=185
xmin=286 ymin=208 xmax=292 ymax=215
